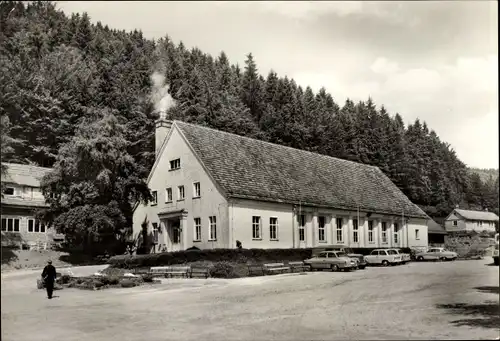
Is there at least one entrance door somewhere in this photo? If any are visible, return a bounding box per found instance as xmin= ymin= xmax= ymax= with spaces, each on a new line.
xmin=169 ymin=219 xmax=182 ymax=252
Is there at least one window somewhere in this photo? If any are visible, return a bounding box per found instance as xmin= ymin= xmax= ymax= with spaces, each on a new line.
xmin=165 ymin=188 xmax=172 ymax=202
xmin=3 ymin=187 xmax=14 ymax=195
xmin=479 ymin=221 xmax=483 ymax=226
xmin=298 ymin=214 xmax=305 ymax=241
xmin=381 ymin=222 xmax=387 ymax=243
xmin=152 ymin=223 xmax=159 ymax=244
xmin=151 ymin=191 xmax=158 ymax=205
xmin=193 ymin=182 xmax=201 ymax=198
xmin=169 ymin=158 xmax=181 ymax=170
xmin=368 ymin=220 xmax=374 ymax=243
xmin=269 ymin=217 xmax=278 ymax=240
xmin=415 ymin=229 xmax=420 ymax=240
xmin=318 ymin=252 xmax=327 ymax=258
xmin=28 ymin=219 xmax=46 ymax=233
xmin=352 ymin=219 xmax=359 ymax=243
xmin=453 ymin=220 xmax=458 ymax=226
xmin=318 ymin=216 xmax=326 ymax=242
xmin=394 ymin=223 xmax=399 ymax=244
xmin=1 ymin=218 xmax=20 ymax=232
xmin=209 ymin=216 xmax=217 ymax=240
xmin=252 ymin=216 xmax=261 ymax=239
xmin=194 ymin=218 xmax=201 ymax=241
xmin=336 ymin=218 xmax=343 ymax=243
xmin=177 ymin=186 xmax=185 ymax=200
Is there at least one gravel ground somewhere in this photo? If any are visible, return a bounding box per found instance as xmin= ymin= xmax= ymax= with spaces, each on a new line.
xmin=1 ymin=260 xmax=499 ymax=341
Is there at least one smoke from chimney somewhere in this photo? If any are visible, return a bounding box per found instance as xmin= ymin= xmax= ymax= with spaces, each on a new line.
xmin=150 ymin=71 xmax=176 ymax=119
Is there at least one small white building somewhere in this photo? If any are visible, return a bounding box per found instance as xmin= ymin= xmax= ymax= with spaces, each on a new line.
xmin=444 ymin=208 xmax=499 ymax=233
xmin=132 ymin=117 xmax=430 ymax=252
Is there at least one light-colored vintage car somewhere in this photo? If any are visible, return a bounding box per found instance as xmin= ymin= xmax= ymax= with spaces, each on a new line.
xmin=313 ymin=246 xmax=367 ymax=269
xmin=388 ymin=248 xmax=411 ymax=264
xmin=364 ymin=249 xmax=402 ymax=266
xmin=415 ymin=247 xmax=458 ymax=261
xmin=304 ymin=251 xmax=358 ymax=272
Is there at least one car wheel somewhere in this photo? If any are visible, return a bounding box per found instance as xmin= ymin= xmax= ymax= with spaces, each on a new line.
xmin=359 ymin=265 xmax=366 ymax=270
xmin=417 ymin=256 xmax=424 ymax=261
xmin=440 ymin=257 xmax=447 ymax=262
xmin=382 ymin=260 xmax=389 ymax=267
xmin=331 ymin=264 xmax=339 ymax=272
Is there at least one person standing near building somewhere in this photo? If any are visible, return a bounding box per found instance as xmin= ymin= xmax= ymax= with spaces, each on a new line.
xmin=41 ymin=260 xmax=57 ymax=299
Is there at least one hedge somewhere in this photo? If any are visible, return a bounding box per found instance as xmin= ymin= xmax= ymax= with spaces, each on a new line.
xmin=108 ymin=248 xmax=315 ymax=268
xmin=107 ymin=247 xmax=417 ymax=268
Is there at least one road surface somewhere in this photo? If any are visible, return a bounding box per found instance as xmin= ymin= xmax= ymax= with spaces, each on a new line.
xmin=2 ymin=260 xmax=499 ymax=340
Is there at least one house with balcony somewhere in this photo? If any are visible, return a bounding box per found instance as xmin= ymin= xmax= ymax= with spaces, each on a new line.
xmin=444 ymin=208 xmax=499 ymax=234
xmin=1 ymin=163 xmax=63 ymax=249
xmin=132 ymin=116 xmax=430 ymax=253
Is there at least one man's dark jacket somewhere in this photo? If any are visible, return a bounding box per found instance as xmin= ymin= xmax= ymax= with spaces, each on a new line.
xmin=42 ymin=264 xmax=56 ymax=282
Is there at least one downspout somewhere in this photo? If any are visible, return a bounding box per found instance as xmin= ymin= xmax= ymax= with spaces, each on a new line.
xmin=292 ymin=205 xmax=296 ymax=248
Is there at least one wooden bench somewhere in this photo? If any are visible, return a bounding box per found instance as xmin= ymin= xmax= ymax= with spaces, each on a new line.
xmin=247 ymin=264 xmax=265 ymax=276
xmin=263 ymin=263 xmax=290 ymax=275
xmin=288 ymin=261 xmax=309 ymax=273
xmin=150 ymin=266 xmax=190 ymax=278
xmin=190 ymin=266 xmax=210 ymax=279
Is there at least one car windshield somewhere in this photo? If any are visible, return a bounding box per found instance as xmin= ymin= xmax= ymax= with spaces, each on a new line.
xmin=318 ymin=253 xmax=327 ymax=258
xmin=336 ymin=252 xmax=347 ymax=257
xmin=387 ymin=250 xmax=398 ymax=255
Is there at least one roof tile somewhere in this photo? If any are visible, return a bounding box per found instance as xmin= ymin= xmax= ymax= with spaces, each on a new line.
xmin=175 ymin=121 xmax=428 ymax=218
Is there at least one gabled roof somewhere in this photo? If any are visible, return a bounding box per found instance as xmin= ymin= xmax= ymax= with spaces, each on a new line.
xmin=428 ymin=219 xmax=447 ymax=234
xmin=1 ymin=163 xmax=51 ymax=187
xmin=175 ymin=121 xmax=428 ymax=219
xmin=452 ymin=209 xmax=499 ymax=222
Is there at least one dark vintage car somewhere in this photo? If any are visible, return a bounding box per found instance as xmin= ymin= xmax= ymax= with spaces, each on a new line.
xmin=312 ymin=246 xmax=367 ymax=269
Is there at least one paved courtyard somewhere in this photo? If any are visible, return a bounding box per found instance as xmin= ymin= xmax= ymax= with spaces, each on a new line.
xmin=2 ymin=259 xmax=499 ymax=341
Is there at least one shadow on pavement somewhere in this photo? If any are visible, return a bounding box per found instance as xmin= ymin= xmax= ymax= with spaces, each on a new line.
xmin=485 ymin=263 xmax=499 ymax=267
xmin=475 ymin=286 xmax=500 ymax=295
xmin=437 ymin=286 xmax=500 ymax=329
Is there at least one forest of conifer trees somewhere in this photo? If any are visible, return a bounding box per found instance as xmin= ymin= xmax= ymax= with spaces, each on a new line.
xmin=1 ymin=1 xmax=498 ymax=220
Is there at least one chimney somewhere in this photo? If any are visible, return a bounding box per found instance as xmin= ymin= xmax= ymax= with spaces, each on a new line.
xmin=155 ymin=109 xmax=172 ymax=157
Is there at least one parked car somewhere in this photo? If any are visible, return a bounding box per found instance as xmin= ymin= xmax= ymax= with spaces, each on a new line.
xmin=389 ymin=248 xmax=411 ymax=264
xmin=492 ymin=244 xmax=499 ymax=266
xmin=415 ymin=247 xmax=458 ymax=261
xmin=304 ymin=251 xmax=357 ymax=272
xmin=313 ymin=246 xmax=367 ymax=269
xmin=364 ymin=249 xmax=402 ymax=266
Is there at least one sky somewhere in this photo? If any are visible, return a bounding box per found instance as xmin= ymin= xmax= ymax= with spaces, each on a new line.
xmin=56 ymin=1 xmax=498 ymax=169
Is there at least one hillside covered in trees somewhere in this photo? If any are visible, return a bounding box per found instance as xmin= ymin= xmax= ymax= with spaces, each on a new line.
xmin=1 ymin=1 xmax=498 ymax=219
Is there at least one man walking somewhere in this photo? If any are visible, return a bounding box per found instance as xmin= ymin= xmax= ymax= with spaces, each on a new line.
xmin=41 ymin=260 xmax=57 ymax=299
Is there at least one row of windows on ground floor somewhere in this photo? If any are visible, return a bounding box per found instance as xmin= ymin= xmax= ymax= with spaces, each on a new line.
xmin=153 ymin=215 xmax=421 ymax=244
xmin=1 ymin=216 xmax=47 ymax=233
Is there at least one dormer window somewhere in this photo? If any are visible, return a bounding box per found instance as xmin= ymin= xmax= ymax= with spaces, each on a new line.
xmin=3 ymin=187 xmax=14 ymax=196
xmin=151 ymin=191 xmax=158 ymax=206
xmin=170 ymin=158 xmax=181 ymax=170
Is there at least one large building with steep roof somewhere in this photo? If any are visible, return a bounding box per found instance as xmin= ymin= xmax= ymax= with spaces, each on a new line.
xmin=132 ymin=117 xmax=430 ymax=252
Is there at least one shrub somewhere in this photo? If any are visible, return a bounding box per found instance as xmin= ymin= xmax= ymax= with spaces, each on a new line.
xmin=108 ymin=248 xmax=314 ymax=269
xmin=209 ymin=261 xmax=238 ymax=278
xmin=141 ymin=274 xmax=154 ymax=283
xmin=58 ymin=274 xmax=71 ymax=284
xmin=120 ymin=279 xmax=137 ymax=288
xmin=100 ymin=275 xmax=120 ymax=285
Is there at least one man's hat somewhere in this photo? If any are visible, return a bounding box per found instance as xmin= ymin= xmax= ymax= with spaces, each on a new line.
xmin=47 ymin=260 xmax=52 ymax=264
